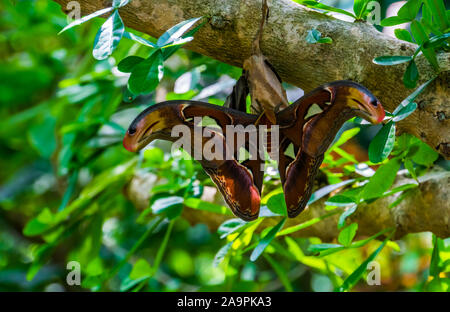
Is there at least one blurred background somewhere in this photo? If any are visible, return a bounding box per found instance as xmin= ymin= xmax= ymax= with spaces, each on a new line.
xmin=0 ymin=0 xmax=448 ymax=292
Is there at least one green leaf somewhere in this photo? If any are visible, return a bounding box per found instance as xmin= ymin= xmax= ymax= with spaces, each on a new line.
xmin=23 ymin=208 xmax=54 ymax=236
xmin=338 ymin=204 xmax=358 ymax=229
xmin=218 ymin=219 xmax=247 ymax=239
xmin=250 ymin=218 xmax=286 ymax=261
xmin=123 ymin=88 xmax=137 ymax=102
xmin=381 ymin=183 xmax=418 ymax=198
xmin=317 ymin=37 xmax=333 ymax=44
xmin=234 ymin=219 xmax=262 ymax=251
xmin=93 ymin=10 xmax=125 ymax=60
xmin=76 ymin=160 xmax=133 ymax=198
xmin=151 ymin=196 xmax=184 ymax=219
xmin=213 ymin=242 xmax=232 ymax=267
xmin=58 ymin=7 xmax=114 ymax=34
xmin=394 ymin=29 xmax=414 ymax=42
xmin=353 ymin=0 xmax=370 ymax=19
xmin=403 ymin=60 xmax=419 ymax=89
xmin=424 ymin=0 xmax=448 ymax=31
xmin=329 ymin=128 xmax=360 ymax=150
xmin=392 ymin=101 xmax=417 ymax=122
xmin=360 ymin=157 xmax=402 ymax=200
xmin=310 ymin=228 xmax=393 ymax=257
xmin=183 ymin=197 xmax=230 ymax=215
xmin=383 ymin=187 xmax=415 ymax=209
xmin=128 ymin=50 xmax=164 ymax=95
xmin=397 ymin=133 xmax=413 ymax=151
xmin=28 ymin=115 xmax=56 ymax=158
xmin=410 ymin=141 xmax=439 ymax=166
xmin=117 ymin=56 xmax=145 ymax=73
xmin=277 ymin=211 xmax=339 ymax=236
xmin=421 ymin=18 xmax=444 ymax=36
xmin=399 ymin=77 xmax=435 ymax=108
xmin=162 ymin=20 xmax=206 ymax=60
xmin=284 ymin=237 xmax=304 ymax=260
xmin=380 ymin=16 xmax=411 ymax=27
xmin=411 ymin=20 xmax=439 ymax=69
xmin=397 ymin=0 xmax=422 ymax=21
xmin=404 ymin=158 xmax=418 ymax=180
xmin=58 ymin=170 xmax=79 ymax=211
xmin=129 ymin=259 xmax=152 ymax=280
xmin=113 ymin=0 xmax=130 ymax=8
xmin=266 ymin=193 xmax=287 ymax=216
xmin=426 ymin=277 xmax=450 ymax=291
xmin=120 ymin=276 xmax=149 ymax=292
xmin=338 ymin=223 xmax=358 ymax=247
xmin=301 ymin=1 xmax=357 ymax=19
xmin=306 ymin=29 xmax=332 ymax=44
xmin=123 ymin=31 xmax=157 ymax=48
xmin=157 ymin=17 xmax=202 ymax=47
xmin=308 ymin=179 xmax=356 ymax=205
xmin=308 ymin=243 xmax=343 ymax=253
xmin=337 ymin=233 xmax=392 ymax=291
xmin=352 ymin=229 xmax=394 ymax=250
xmin=161 ymin=37 xmax=194 ymax=48
xmin=423 ymin=32 xmax=450 ymax=49
xmin=368 ymin=121 xmax=396 ymax=163
xmin=306 ymin=29 xmax=320 ymax=43
xmin=373 ymin=55 xmax=412 ymax=66
xmin=142 ymin=147 xmax=165 ymax=166
xmin=422 ymin=2 xmax=434 ymax=26
xmin=430 ymin=235 xmax=444 ymax=277
xmin=325 ymin=195 xmax=356 ymax=207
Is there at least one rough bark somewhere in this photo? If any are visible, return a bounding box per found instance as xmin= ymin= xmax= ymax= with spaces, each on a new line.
xmin=54 ymin=0 xmax=449 ymax=158
xmin=52 ymin=0 xmax=450 ymax=240
xmin=127 ymin=169 xmax=450 ymax=241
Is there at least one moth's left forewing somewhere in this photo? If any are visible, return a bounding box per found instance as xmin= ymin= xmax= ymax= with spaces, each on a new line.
xmin=180 ymin=102 xmax=264 ymax=221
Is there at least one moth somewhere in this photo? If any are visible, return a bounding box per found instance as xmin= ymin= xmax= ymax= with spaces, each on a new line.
xmin=123 ymin=0 xmax=385 ymax=221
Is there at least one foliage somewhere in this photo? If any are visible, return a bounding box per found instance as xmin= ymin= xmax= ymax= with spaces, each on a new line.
xmin=366 ymin=77 xmax=435 ymax=163
xmin=305 ymin=29 xmax=333 ymax=44
xmin=296 ymin=0 xmax=372 ymax=21
xmin=374 ymin=0 xmax=449 ymax=88
xmin=0 ymin=0 xmax=448 ymax=293
xmin=298 ymin=0 xmax=449 ymax=89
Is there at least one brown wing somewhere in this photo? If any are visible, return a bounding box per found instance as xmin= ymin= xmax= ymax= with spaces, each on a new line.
xmin=276 ymin=81 xmax=380 ymax=217
xmin=224 ymin=74 xmax=249 ymax=113
xmin=283 ymin=151 xmax=323 ymax=218
xmin=179 ymin=102 xmax=264 ymax=221
xmin=275 ymin=87 xmax=333 ymax=218
xmin=203 ymin=160 xmax=261 ymax=221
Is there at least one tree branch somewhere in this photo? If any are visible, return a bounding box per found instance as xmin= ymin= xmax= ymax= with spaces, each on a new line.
xmin=54 ymin=0 xmax=449 ymax=158
xmin=52 ymin=0 xmax=450 ymax=240
xmin=126 ymin=169 xmax=450 ymax=241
